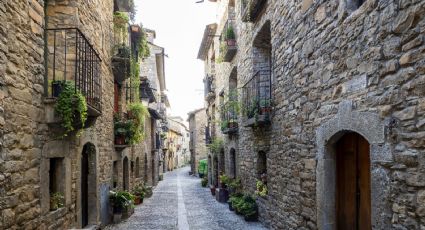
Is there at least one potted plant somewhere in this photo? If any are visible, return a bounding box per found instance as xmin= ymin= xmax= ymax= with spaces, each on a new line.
xmin=210 ymin=184 xmax=216 ymax=196
xmin=55 ymin=81 xmax=88 ymax=137
xmin=233 ymin=194 xmax=258 ymax=221
xmin=50 ymin=192 xmax=64 ymax=211
xmin=225 ymin=25 xmax=236 ymax=46
xmin=221 ymin=120 xmax=229 ymax=131
xmin=228 ymin=193 xmax=242 ymax=211
xmin=228 ymin=178 xmax=242 ymax=195
xmin=109 ymin=190 xmax=133 ymax=223
xmin=219 ymin=174 xmax=230 ymax=189
xmin=201 ymin=177 xmax=208 ymax=187
xmin=114 ymin=121 xmax=128 ymax=145
xmin=259 ymin=99 xmax=271 ymax=114
xmin=255 ymin=179 xmax=268 ymax=197
xmin=132 ymin=184 xmax=145 ymax=205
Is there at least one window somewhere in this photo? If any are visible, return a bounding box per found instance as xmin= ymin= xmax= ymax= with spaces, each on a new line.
xmin=257 ymin=151 xmax=267 ymax=182
xmin=49 ymin=158 xmax=65 ymax=210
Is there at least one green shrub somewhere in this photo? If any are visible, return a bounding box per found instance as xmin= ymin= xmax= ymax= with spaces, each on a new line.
xmin=201 ymin=177 xmax=208 ymax=187
xmin=55 ymin=81 xmax=87 ymax=137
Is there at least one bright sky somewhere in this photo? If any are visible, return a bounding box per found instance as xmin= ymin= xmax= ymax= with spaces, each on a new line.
xmin=135 ymin=0 xmax=216 ymax=120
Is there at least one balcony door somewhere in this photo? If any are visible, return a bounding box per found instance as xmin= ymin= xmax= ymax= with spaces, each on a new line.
xmin=336 ymin=132 xmax=371 ymax=230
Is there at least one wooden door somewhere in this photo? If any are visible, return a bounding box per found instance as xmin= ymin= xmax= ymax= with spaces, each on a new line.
xmin=123 ymin=157 xmax=129 ymax=191
xmin=81 ymin=151 xmax=89 ymax=227
xmin=336 ymin=133 xmax=371 ymax=230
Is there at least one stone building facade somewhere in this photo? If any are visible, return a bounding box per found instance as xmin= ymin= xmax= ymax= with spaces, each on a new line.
xmin=199 ymin=0 xmax=425 ymax=229
xmin=166 ymin=117 xmax=189 ymax=170
xmin=0 ymin=0 xmax=168 ymax=229
xmin=188 ymin=108 xmax=208 ymax=176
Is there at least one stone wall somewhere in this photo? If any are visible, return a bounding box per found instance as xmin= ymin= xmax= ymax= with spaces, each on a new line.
xmin=188 ymin=108 xmax=207 ymax=175
xmin=205 ymin=0 xmax=425 ymax=228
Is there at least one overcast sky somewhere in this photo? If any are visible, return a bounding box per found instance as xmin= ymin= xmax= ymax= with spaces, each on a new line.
xmin=135 ymin=0 xmax=216 ymax=120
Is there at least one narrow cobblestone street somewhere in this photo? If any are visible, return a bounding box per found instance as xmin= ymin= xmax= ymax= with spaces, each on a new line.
xmin=106 ymin=167 xmax=267 ymax=230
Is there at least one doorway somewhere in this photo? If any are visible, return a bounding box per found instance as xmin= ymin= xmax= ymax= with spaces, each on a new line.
xmin=123 ymin=157 xmax=129 ymax=191
xmin=335 ymin=132 xmax=371 ymax=230
xmin=81 ymin=143 xmax=96 ymax=228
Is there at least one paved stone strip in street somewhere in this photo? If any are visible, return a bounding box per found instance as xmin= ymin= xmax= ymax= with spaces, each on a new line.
xmin=106 ymin=167 xmax=267 ymax=230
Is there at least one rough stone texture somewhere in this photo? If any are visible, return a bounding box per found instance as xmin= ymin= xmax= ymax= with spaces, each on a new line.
xmin=200 ymin=0 xmax=425 ymax=229
xmin=188 ymin=108 xmax=207 ymax=175
xmin=0 ymin=1 xmax=166 ymax=229
xmin=105 ymin=167 xmax=267 ymax=230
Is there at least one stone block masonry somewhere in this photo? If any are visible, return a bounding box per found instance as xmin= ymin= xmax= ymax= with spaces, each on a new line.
xmin=202 ymin=0 xmax=425 ymax=229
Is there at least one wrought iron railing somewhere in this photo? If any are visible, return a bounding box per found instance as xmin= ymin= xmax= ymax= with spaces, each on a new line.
xmin=204 ymin=75 xmax=215 ymax=98
xmin=241 ymin=70 xmax=271 ymax=119
xmin=220 ymin=100 xmax=238 ymax=133
xmin=205 ymin=125 xmax=212 ymax=144
xmin=46 ymin=28 xmax=102 ymax=113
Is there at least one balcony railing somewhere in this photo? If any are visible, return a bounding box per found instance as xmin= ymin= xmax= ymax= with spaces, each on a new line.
xmin=220 ymin=101 xmax=238 ymax=134
xmin=241 ymin=70 xmax=271 ymax=126
xmin=46 ymin=28 xmax=102 ymax=114
xmin=204 ymin=75 xmax=215 ymax=100
xmin=219 ymin=20 xmax=237 ymax=62
xmin=241 ymin=0 xmax=267 ymax=22
xmin=205 ymin=125 xmax=212 ymax=144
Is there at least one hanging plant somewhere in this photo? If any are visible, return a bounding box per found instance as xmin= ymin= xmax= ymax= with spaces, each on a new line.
xmin=137 ymin=25 xmax=150 ymax=59
xmin=55 ymin=81 xmax=88 ymax=137
xmin=127 ymin=102 xmax=149 ymax=144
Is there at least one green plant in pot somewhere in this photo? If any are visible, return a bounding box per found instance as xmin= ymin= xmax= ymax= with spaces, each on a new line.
xmin=50 ymin=192 xmax=64 ymax=211
xmin=132 ymin=184 xmax=145 ymax=205
xmin=228 ymin=193 xmax=243 ymax=212
xmin=221 ymin=120 xmax=229 ymax=131
xmin=225 ymin=25 xmax=236 ymax=46
xmin=255 ymin=179 xmax=268 ymax=197
xmin=201 ymin=177 xmax=208 ymax=187
xmin=55 ymin=81 xmax=88 ymax=137
xmin=219 ymin=174 xmax=230 ymax=188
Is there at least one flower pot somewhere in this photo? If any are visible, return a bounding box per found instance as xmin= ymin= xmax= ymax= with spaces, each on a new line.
xmin=244 ymin=213 xmax=258 ymax=221
xmin=228 ymin=201 xmax=234 ymax=211
xmin=134 ymin=196 xmax=141 ymax=205
xmin=52 ymin=81 xmax=63 ymax=97
xmin=226 ymin=39 xmax=236 ymax=46
xmin=113 ymin=213 xmax=122 ymax=223
xmin=210 ymin=186 xmax=216 ymax=196
xmin=115 ymin=135 xmax=125 ymax=145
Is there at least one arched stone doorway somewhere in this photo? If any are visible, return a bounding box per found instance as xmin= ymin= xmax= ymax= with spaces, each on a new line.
xmin=144 ymin=153 xmax=148 ymax=183
xmin=316 ymin=100 xmax=392 ymax=229
xmin=135 ymin=157 xmax=140 ymax=178
xmin=81 ymin=143 xmax=97 ymax=227
xmin=123 ymin=157 xmax=129 ymax=191
xmin=335 ymin=132 xmax=371 ymax=229
xmin=219 ymin=149 xmax=225 ymax=174
xmin=229 ymin=148 xmax=236 ymax=178
xmin=208 ymin=155 xmax=212 ymax=185
xmin=213 ymin=156 xmax=219 ymax=187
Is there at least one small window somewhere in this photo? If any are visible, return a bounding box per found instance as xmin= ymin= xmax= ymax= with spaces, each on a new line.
xmin=49 ymin=158 xmax=65 ymax=211
xmin=257 ymin=151 xmax=267 ymax=182
xmin=113 ymin=161 xmax=118 ymax=188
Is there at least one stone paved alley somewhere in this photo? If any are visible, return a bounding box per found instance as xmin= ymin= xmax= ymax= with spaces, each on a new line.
xmin=105 ymin=167 xmax=267 ymax=230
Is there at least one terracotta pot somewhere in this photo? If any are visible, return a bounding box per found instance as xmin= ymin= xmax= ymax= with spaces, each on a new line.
xmin=134 ymin=196 xmax=141 ymax=205
xmin=115 ymin=135 xmax=125 ymax=145
xmin=227 ymin=39 xmax=236 ymax=46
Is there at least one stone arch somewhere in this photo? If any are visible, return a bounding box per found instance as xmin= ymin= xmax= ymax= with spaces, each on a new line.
xmin=213 ymin=155 xmax=219 ymax=187
xmin=208 ymin=155 xmax=212 ymax=186
xmin=135 ymin=157 xmax=140 ymax=178
xmin=144 ymin=153 xmax=148 ymax=183
xmin=219 ymin=148 xmax=225 ymax=174
xmin=316 ymin=100 xmax=392 ymax=230
xmin=80 ymin=142 xmax=97 ymax=228
xmin=229 ymin=148 xmax=237 ymax=178
xmin=256 ymin=150 xmax=267 ymax=180
xmin=123 ymin=156 xmax=129 ymax=191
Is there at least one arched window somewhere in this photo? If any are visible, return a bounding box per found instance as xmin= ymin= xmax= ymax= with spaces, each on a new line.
xmin=256 ymin=151 xmax=267 ymax=182
xmin=135 ymin=157 xmax=140 ymax=178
